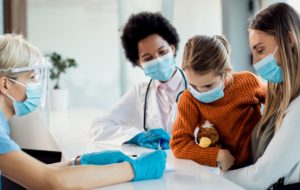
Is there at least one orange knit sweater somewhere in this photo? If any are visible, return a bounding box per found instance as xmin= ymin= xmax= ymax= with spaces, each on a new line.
xmin=170 ymin=71 xmax=266 ymax=168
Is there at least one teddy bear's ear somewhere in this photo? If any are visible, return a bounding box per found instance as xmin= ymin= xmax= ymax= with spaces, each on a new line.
xmin=203 ymin=120 xmax=214 ymax=128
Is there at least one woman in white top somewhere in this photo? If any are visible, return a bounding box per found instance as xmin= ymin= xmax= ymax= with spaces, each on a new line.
xmin=222 ymin=3 xmax=300 ymax=190
xmin=88 ymin=12 xmax=187 ymax=149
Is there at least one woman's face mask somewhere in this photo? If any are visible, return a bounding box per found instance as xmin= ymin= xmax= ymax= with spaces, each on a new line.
xmin=249 ymin=29 xmax=283 ymax=83
xmin=5 ymin=77 xmax=41 ymax=116
xmin=253 ymin=47 xmax=284 ymax=83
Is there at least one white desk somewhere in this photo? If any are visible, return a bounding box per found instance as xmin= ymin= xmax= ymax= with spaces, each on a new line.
xmin=49 ymin=108 xmax=244 ymax=190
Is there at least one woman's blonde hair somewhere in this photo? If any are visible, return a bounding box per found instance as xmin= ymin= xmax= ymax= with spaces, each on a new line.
xmin=0 ymin=34 xmax=43 ymax=77
xmin=250 ymin=3 xmax=300 ymax=138
xmin=182 ymin=35 xmax=232 ymax=78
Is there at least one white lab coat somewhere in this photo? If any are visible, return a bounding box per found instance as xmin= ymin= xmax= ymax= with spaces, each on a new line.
xmin=87 ymin=75 xmax=186 ymax=145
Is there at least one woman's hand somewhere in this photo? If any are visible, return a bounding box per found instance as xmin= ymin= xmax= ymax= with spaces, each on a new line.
xmin=217 ymin=149 xmax=235 ymax=171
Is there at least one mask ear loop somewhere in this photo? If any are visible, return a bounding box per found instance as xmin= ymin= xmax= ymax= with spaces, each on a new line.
xmin=5 ymin=78 xmax=26 ymax=102
xmin=219 ymin=74 xmax=226 ymax=90
xmin=272 ymin=46 xmax=278 ymax=55
xmin=8 ymin=78 xmax=26 ymax=87
xmin=5 ymin=93 xmax=16 ymax=102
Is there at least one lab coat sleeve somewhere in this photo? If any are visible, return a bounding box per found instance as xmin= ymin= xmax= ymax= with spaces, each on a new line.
xmin=222 ymin=99 xmax=300 ymax=190
xmin=87 ymin=84 xmax=144 ymax=145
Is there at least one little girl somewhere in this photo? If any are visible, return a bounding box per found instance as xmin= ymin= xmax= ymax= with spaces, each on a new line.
xmin=170 ymin=35 xmax=266 ymax=170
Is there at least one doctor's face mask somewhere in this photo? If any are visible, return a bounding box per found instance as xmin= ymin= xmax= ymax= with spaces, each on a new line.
xmin=138 ymin=34 xmax=176 ymax=82
xmin=141 ymin=52 xmax=176 ymax=81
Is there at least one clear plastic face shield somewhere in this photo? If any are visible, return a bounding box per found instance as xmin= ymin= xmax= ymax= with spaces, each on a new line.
xmin=8 ymin=58 xmax=51 ymax=107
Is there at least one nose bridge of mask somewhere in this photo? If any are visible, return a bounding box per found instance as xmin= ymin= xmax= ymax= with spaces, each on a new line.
xmin=142 ymin=52 xmax=173 ymax=70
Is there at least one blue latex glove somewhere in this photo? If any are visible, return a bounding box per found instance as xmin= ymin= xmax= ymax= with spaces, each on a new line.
xmin=143 ymin=129 xmax=170 ymax=143
xmin=80 ymin=150 xmax=131 ymax=165
xmin=129 ymin=150 xmax=167 ymax=181
xmin=126 ymin=129 xmax=170 ymax=150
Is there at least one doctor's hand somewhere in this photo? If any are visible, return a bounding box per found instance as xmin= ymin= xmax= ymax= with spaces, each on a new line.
xmin=126 ymin=129 xmax=170 ymax=150
xmin=79 ymin=150 xmax=131 ymax=165
xmin=143 ymin=128 xmax=170 ymax=142
xmin=129 ymin=150 xmax=167 ymax=181
xmin=216 ymin=149 xmax=235 ymax=171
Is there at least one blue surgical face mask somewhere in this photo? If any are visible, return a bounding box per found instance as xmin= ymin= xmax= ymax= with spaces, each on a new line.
xmin=253 ymin=47 xmax=283 ymax=83
xmin=188 ymin=79 xmax=224 ymax=103
xmin=6 ymin=78 xmax=42 ymax=116
xmin=141 ymin=52 xmax=176 ymax=81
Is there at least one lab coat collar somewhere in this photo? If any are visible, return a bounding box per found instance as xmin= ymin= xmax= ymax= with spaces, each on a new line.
xmin=154 ymin=69 xmax=183 ymax=92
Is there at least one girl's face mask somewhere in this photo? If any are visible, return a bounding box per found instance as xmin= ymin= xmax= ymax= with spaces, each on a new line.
xmin=188 ymin=78 xmax=225 ymax=104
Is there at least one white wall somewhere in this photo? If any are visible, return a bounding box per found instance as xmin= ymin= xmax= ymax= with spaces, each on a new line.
xmin=27 ymin=0 xmax=121 ymax=109
xmin=222 ymin=0 xmax=253 ymax=72
xmin=27 ymin=0 xmax=223 ymax=109
xmin=173 ymin=0 xmax=223 ymax=68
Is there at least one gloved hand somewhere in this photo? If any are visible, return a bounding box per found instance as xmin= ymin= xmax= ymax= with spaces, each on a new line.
xmin=129 ymin=150 xmax=167 ymax=181
xmin=126 ymin=129 xmax=170 ymax=150
xmin=80 ymin=150 xmax=131 ymax=165
xmin=143 ymin=128 xmax=170 ymax=143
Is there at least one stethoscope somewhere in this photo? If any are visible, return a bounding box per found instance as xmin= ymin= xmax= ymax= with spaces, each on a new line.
xmin=143 ymin=67 xmax=188 ymax=131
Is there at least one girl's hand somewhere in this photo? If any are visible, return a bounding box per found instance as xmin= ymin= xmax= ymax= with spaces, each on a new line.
xmin=217 ymin=149 xmax=235 ymax=171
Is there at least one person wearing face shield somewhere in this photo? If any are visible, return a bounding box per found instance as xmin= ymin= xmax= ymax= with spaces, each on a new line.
xmin=222 ymin=3 xmax=300 ymax=190
xmin=170 ymin=35 xmax=267 ymax=171
xmin=0 ymin=34 xmax=167 ymax=189
xmin=87 ymin=12 xmax=188 ymax=150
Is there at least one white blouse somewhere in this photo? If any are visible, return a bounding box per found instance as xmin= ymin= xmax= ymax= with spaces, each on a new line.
xmin=222 ymin=96 xmax=300 ymax=190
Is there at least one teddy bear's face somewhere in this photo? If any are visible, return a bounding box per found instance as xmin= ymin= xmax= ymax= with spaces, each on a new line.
xmin=197 ymin=125 xmax=219 ymax=146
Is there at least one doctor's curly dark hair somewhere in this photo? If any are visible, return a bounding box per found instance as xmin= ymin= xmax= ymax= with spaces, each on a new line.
xmin=121 ymin=12 xmax=180 ymax=67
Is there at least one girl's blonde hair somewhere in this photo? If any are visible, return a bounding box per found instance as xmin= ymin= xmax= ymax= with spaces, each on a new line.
xmin=0 ymin=34 xmax=43 ymax=77
xmin=250 ymin=3 xmax=300 ymax=137
xmin=182 ymin=35 xmax=232 ymax=78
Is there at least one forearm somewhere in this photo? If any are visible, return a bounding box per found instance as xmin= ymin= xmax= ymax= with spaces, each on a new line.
xmin=53 ymin=162 xmax=134 ymax=189
xmin=171 ymin=136 xmax=220 ymax=166
xmin=1 ymin=151 xmax=134 ymax=190
xmin=49 ymin=160 xmax=72 ymax=168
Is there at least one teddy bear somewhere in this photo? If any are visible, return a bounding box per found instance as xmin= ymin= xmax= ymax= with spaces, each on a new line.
xmin=194 ymin=120 xmax=220 ymax=148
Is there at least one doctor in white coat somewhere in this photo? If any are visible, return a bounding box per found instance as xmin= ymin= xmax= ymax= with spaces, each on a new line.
xmin=88 ymin=12 xmax=187 ymax=149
